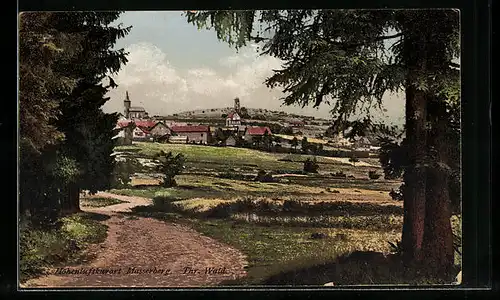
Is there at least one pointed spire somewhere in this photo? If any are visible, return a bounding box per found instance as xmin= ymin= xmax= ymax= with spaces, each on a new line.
xmin=125 ymin=91 xmax=130 ymax=101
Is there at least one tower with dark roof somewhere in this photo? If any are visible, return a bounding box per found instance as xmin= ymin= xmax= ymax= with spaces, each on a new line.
xmin=234 ymin=97 xmax=240 ymax=114
xmin=124 ymin=91 xmax=131 ymax=119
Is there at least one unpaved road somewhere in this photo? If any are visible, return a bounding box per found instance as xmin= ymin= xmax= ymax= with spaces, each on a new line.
xmin=21 ymin=192 xmax=248 ymax=288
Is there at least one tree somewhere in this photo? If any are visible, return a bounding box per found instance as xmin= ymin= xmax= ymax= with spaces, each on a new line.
xmin=239 ymin=107 xmax=250 ymax=118
xmin=155 ymin=151 xmax=186 ymax=187
xmin=301 ymin=137 xmax=309 ymax=153
xmin=19 ymin=12 xmax=78 ymax=220
xmin=185 ymin=9 xmax=459 ymax=275
xmin=214 ymin=128 xmax=227 ymax=143
xmin=349 ymin=154 xmax=360 ymax=167
xmin=303 ymin=157 xmax=319 ymax=173
xmin=19 ymin=12 xmax=131 ymax=221
xmin=290 ymin=136 xmax=299 ymax=151
xmin=53 ymin=12 xmax=131 ymax=213
xmin=262 ymin=130 xmax=272 ymax=151
xmin=281 ymin=126 xmax=294 ymax=135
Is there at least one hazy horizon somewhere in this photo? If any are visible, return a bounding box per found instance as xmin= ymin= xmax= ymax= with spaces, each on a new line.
xmin=102 ymin=11 xmax=406 ymax=125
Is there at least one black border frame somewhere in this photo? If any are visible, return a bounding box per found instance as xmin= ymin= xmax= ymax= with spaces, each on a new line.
xmin=4 ymin=0 xmax=493 ymax=298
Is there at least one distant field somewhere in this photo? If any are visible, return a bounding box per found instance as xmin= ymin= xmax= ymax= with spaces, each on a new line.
xmin=115 ymin=142 xmax=383 ymax=176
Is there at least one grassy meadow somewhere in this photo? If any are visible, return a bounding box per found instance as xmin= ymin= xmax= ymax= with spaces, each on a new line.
xmin=113 ymin=142 xmax=461 ymax=285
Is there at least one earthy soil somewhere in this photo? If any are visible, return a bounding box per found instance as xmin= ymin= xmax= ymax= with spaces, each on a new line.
xmin=21 ymin=192 xmax=248 ymax=288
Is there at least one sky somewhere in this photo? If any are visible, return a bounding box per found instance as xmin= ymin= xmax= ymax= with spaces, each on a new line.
xmin=102 ymin=11 xmax=405 ymax=125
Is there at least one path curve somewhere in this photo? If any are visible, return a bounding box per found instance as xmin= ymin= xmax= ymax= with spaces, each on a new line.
xmin=21 ymin=192 xmax=248 ymax=288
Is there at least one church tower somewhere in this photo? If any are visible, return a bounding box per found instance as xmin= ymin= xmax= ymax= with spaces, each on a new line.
xmin=124 ymin=91 xmax=131 ymax=119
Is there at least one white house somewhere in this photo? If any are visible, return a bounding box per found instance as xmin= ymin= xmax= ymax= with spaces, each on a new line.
xmin=132 ymin=126 xmax=151 ymax=140
xmin=226 ymin=111 xmax=241 ymax=127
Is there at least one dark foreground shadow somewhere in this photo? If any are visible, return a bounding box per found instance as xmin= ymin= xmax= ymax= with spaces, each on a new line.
xmin=80 ymin=211 xmax=112 ymax=222
xmin=258 ymin=251 xmax=459 ymax=286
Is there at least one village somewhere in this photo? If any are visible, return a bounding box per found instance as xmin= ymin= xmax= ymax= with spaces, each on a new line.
xmin=114 ymin=91 xmax=380 ymax=158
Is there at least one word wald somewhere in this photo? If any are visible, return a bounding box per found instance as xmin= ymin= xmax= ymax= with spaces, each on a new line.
xmin=183 ymin=267 xmax=228 ymax=275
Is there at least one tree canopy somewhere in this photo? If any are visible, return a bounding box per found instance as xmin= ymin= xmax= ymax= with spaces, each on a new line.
xmin=19 ymin=12 xmax=131 ymax=223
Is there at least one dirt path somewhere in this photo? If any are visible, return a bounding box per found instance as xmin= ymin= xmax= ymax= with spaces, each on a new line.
xmin=21 ymin=192 xmax=248 ymax=288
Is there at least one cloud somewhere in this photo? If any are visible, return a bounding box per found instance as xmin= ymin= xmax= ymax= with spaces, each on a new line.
xmin=103 ymin=41 xmax=404 ymax=123
xmin=103 ymin=41 xmax=289 ymax=116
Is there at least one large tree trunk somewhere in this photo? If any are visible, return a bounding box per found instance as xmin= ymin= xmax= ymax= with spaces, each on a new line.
xmin=422 ymin=98 xmax=455 ymax=275
xmin=402 ymin=84 xmax=428 ymax=264
xmin=60 ymin=182 xmax=81 ymax=215
xmin=67 ymin=183 xmax=81 ymax=213
xmin=422 ymin=163 xmax=454 ymax=274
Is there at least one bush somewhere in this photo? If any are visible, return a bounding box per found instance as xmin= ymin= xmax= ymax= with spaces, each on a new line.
xmin=368 ymin=171 xmax=381 ymax=180
xmin=110 ymin=159 xmax=137 ymax=188
xmin=275 ymin=169 xmax=308 ymax=175
xmin=19 ymin=214 xmax=107 ymax=283
xmin=218 ymin=172 xmax=254 ymax=181
xmin=155 ymin=151 xmax=186 ymax=187
xmin=303 ymin=157 xmax=319 ymax=173
xmin=389 ymin=184 xmax=404 ymax=201
xmin=255 ymin=170 xmax=274 ymax=182
xmin=349 ymin=156 xmax=360 ymax=164
xmin=331 ymin=171 xmax=347 ymax=178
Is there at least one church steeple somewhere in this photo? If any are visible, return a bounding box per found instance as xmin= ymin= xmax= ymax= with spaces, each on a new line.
xmin=124 ymin=91 xmax=131 ymax=119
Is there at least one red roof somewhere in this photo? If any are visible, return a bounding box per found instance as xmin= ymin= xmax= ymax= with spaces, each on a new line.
xmin=117 ymin=121 xmax=133 ymax=128
xmin=170 ymin=125 xmax=210 ymax=133
xmin=246 ymin=126 xmax=272 ymax=135
xmin=134 ymin=120 xmax=156 ymax=129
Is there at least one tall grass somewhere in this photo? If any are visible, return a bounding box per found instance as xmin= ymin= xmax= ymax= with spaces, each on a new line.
xmin=19 ymin=213 xmax=108 ymax=283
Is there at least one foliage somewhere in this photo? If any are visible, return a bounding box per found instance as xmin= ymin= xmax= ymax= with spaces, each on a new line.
xmin=255 ymin=170 xmax=274 ymax=182
xmin=19 ymin=213 xmax=107 ymax=283
xmin=281 ymin=126 xmax=294 ymax=135
xmin=331 ymin=171 xmax=347 ymax=178
xmin=110 ymin=159 xmax=136 ymax=188
xmin=301 ymin=137 xmax=309 ymax=153
xmin=19 ymin=12 xmax=131 ymax=223
xmin=388 ymin=240 xmax=404 ymax=255
xmin=368 ymin=170 xmax=381 ymax=180
xmin=155 ymin=151 xmax=186 ymax=187
xmin=389 ymin=184 xmax=405 ymax=201
xmin=81 ymin=197 xmax=127 ymax=207
xmin=218 ymin=171 xmax=255 ymax=181
xmin=19 ymin=12 xmax=75 ymax=153
xmin=239 ymin=107 xmax=251 ymax=118
xmin=349 ymin=155 xmax=360 ymax=165
xmin=303 ymin=157 xmax=319 ymax=173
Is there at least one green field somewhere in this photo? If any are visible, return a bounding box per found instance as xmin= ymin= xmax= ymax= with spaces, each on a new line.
xmin=116 ymin=142 xmax=385 ymax=177
xmin=113 ymin=141 xmax=460 ymax=285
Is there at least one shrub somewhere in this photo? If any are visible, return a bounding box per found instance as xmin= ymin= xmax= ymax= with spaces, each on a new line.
xmin=255 ymin=170 xmax=274 ymax=182
xmin=19 ymin=215 xmax=107 ymax=283
xmin=331 ymin=171 xmax=347 ymax=178
xmin=303 ymin=157 xmax=319 ymax=173
xmin=388 ymin=240 xmax=404 ymax=256
xmin=368 ymin=170 xmax=381 ymax=180
xmin=155 ymin=151 xmax=186 ymax=187
xmin=389 ymin=184 xmax=404 ymax=201
xmin=217 ymin=172 xmax=254 ymax=181
xmin=349 ymin=156 xmax=360 ymax=164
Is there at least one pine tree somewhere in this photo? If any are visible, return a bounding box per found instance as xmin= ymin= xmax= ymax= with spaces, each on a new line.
xmin=52 ymin=12 xmax=131 ymax=213
xmin=19 ymin=12 xmax=131 ymax=221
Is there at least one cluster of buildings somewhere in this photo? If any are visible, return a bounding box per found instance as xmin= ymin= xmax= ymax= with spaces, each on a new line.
xmin=113 ymin=92 xmax=378 ymax=156
xmin=113 ymin=93 xmax=272 ymax=146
